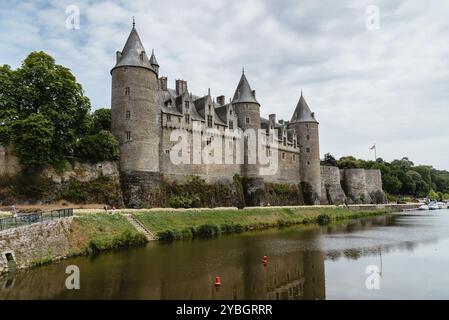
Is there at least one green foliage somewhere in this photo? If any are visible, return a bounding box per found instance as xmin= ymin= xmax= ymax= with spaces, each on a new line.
xmin=75 ymin=130 xmax=119 ymax=163
xmin=0 ymin=52 xmax=92 ymax=169
xmin=167 ymin=194 xmax=201 ymax=208
xmin=321 ymin=153 xmax=338 ymax=166
xmin=10 ymin=114 xmax=55 ymax=169
xmin=336 ymin=155 xmax=448 ymax=198
xmin=91 ymin=108 xmax=112 ymax=133
xmin=428 ymin=190 xmax=439 ymax=201
xmin=59 ymin=175 xmax=122 ymax=206
xmin=317 ymin=214 xmax=331 ymax=225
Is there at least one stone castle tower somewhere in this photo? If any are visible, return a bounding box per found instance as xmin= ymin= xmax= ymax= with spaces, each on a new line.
xmin=288 ymin=93 xmax=321 ymax=204
xmin=108 ymin=22 xmax=387 ymax=208
xmin=110 ymin=22 xmax=161 ymax=206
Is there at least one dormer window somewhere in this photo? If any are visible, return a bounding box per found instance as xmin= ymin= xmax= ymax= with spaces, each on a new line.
xmin=126 ymin=110 xmax=131 ymax=120
xmin=208 ymin=105 xmax=211 ymax=112
xmin=185 ymin=101 xmax=189 ymax=109
xmin=140 ymin=51 xmax=145 ymax=61
xmin=207 ymin=115 xmax=213 ymax=128
xmin=229 ymin=120 xmax=234 ymax=130
xmin=125 ymin=87 xmax=130 ymax=95
xmin=230 ymin=110 xmax=232 ymax=116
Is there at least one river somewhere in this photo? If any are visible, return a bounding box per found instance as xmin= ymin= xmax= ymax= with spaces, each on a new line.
xmin=1 ymin=209 xmax=449 ymax=300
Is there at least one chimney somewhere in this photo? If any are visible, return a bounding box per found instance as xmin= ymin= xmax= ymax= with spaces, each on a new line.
xmin=217 ymin=95 xmax=225 ymax=106
xmin=279 ymin=120 xmax=284 ymax=125
xmin=269 ymin=114 xmax=276 ymax=124
xmin=160 ymin=77 xmax=168 ymax=91
xmin=176 ymin=79 xmax=188 ymax=95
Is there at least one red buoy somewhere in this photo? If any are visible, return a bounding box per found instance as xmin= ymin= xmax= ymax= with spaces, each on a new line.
xmin=214 ymin=276 xmax=221 ymax=286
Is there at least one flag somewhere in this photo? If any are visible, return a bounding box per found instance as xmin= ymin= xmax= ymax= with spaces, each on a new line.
xmin=369 ymin=144 xmax=376 ymax=150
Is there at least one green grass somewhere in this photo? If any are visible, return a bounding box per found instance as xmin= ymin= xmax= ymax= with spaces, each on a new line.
xmin=68 ymin=213 xmax=147 ymax=255
xmin=133 ymin=207 xmax=392 ymax=241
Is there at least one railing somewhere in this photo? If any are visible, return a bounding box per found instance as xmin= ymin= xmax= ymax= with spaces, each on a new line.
xmin=0 ymin=208 xmax=73 ymax=232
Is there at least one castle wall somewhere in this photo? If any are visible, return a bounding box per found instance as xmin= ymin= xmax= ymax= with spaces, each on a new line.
xmin=320 ymin=166 xmax=346 ymax=205
xmin=0 ymin=145 xmax=21 ymax=176
xmin=159 ymin=127 xmax=241 ymax=184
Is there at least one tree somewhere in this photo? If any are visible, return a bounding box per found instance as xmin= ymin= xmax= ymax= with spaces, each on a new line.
xmin=75 ymin=130 xmax=119 ymax=163
xmin=11 ymin=114 xmax=55 ymax=170
xmin=91 ymin=108 xmax=112 ymax=133
xmin=428 ymin=190 xmax=439 ymax=201
xmin=0 ymin=51 xmax=92 ymax=169
xmin=322 ymin=153 xmax=337 ymax=166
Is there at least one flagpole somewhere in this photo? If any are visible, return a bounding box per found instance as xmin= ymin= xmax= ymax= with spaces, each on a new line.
xmin=374 ymin=145 xmax=377 ymax=161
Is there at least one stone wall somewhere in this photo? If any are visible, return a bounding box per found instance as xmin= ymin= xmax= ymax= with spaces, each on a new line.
xmin=341 ymin=168 xmax=386 ymax=204
xmin=320 ymin=166 xmax=346 ymax=205
xmin=0 ymin=218 xmax=72 ymax=274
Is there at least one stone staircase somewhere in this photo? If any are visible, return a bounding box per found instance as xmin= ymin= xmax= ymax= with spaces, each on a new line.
xmin=123 ymin=214 xmax=157 ymax=241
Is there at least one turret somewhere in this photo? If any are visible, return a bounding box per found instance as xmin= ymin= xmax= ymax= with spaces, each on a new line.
xmin=232 ymin=69 xmax=266 ymax=206
xmin=289 ymin=92 xmax=321 ymax=204
xmin=232 ymin=68 xmax=261 ymax=178
xmin=149 ymin=49 xmax=159 ymax=75
xmin=110 ymin=21 xmax=160 ymax=206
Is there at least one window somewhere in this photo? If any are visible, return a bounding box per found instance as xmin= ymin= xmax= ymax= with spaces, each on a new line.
xmin=185 ymin=114 xmax=190 ymax=124
xmin=185 ymin=101 xmax=189 ymax=109
xmin=229 ymin=120 xmax=234 ymax=130
xmin=206 ymin=137 xmax=212 ymax=145
xmin=126 ymin=110 xmax=131 ymax=119
xmin=306 ymin=135 xmax=310 ymax=140
xmin=245 ymin=117 xmax=250 ymax=124
xmin=178 ymin=117 xmax=181 ymax=123
xmin=307 ymin=161 xmax=310 ymax=165
xmin=125 ymin=87 xmax=130 ymax=95
xmin=207 ymin=115 xmax=213 ymax=128
xmin=282 ymin=152 xmax=285 ymax=160
xmin=306 ymin=147 xmax=310 ymax=153
xmin=230 ymin=110 xmax=233 ymax=115
xmin=208 ymin=104 xmax=211 ymax=112
xmin=126 ymin=131 xmax=131 ymax=141
xmin=167 ymin=114 xmax=171 ymax=122
xmin=283 ymin=137 xmax=286 ymax=146
xmin=293 ymin=154 xmax=296 ymax=161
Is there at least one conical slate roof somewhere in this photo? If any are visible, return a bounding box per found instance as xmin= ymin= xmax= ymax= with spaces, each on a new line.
xmin=232 ymin=71 xmax=259 ymax=105
xmin=111 ymin=26 xmax=154 ymax=73
xmin=290 ymin=92 xmax=318 ymax=123
xmin=149 ymin=49 xmax=159 ymax=67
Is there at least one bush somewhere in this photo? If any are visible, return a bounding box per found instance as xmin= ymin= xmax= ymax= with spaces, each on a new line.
xmin=167 ymin=194 xmax=200 ymax=208
xmin=197 ymin=224 xmax=219 ymax=238
xmin=317 ymin=214 xmax=331 ymax=225
xmin=75 ymin=130 xmax=119 ymax=163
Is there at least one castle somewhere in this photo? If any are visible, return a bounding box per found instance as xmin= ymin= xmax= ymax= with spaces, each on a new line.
xmin=110 ymin=23 xmax=386 ymax=208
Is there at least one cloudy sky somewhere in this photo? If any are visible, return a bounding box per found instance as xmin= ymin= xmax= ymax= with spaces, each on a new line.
xmin=1 ymin=0 xmax=448 ymax=169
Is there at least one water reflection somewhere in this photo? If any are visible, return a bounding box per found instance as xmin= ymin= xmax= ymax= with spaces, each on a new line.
xmin=1 ymin=210 xmax=449 ymax=300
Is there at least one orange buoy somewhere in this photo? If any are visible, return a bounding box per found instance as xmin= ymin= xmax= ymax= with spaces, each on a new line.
xmin=215 ymin=276 xmax=221 ymax=286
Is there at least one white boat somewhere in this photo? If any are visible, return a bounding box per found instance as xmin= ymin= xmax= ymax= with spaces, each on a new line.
xmin=428 ymin=201 xmax=439 ymax=210
xmin=418 ymin=204 xmax=429 ymax=210
xmin=437 ymin=202 xmax=446 ymax=209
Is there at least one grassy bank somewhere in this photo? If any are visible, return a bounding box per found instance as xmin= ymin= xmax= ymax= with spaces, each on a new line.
xmin=67 ymin=213 xmax=147 ymax=255
xmin=133 ymin=207 xmax=393 ymax=241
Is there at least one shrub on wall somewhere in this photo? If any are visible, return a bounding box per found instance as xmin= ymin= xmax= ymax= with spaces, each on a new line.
xmin=59 ymin=175 xmax=122 ymax=206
